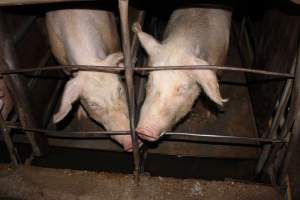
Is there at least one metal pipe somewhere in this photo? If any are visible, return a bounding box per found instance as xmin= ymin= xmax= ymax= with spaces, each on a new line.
xmin=135 ymin=65 xmax=293 ymax=78
xmin=161 ymin=132 xmax=286 ymax=145
xmin=0 ymin=64 xmax=294 ymax=78
xmin=0 ymin=65 xmax=123 ymax=74
xmin=6 ymin=124 xmax=130 ymax=137
xmin=0 ymin=11 xmax=47 ymax=156
xmin=130 ymin=11 xmax=146 ymax=174
xmin=119 ymin=0 xmax=140 ymax=179
xmin=5 ymin=123 xmax=287 ymax=145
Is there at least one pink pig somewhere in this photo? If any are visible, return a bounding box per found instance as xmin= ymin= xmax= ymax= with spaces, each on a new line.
xmin=134 ymin=8 xmax=231 ymax=141
xmin=46 ymin=9 xmax=140 ymax=151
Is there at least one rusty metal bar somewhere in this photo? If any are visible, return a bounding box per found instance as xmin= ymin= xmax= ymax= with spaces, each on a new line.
xmin=0 ymin=0 xmax=92 ymax=6
xmin=13 ymin=16 xmax=37 ymax=45
xmin=0 ymin=11 xmax=47 ymax=156
xmin=0 ymin=64 xmax=294 ymax=78
xmin=119 ymin=0 xmax=140 ymax=178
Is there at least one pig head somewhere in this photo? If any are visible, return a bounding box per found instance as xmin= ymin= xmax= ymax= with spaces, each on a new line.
xmin=46 ymin=9 xmax=137 ymax=151
xmin=134 ymin=8 xmax=231 ymax=141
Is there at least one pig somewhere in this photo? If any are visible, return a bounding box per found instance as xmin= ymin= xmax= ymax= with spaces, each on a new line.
xmin=134 ymin=7 xmax=231 ymax=141
xmin=46 ymin=9 xmax=139 ymax=151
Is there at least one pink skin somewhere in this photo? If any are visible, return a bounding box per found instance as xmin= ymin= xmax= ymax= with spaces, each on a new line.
xmin=133 ymin=8 xmax=230 ymax=141
xmin=46 ymin=9 xmax=142 ymax=150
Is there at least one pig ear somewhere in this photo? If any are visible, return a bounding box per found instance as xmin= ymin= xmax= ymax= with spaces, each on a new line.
xmin=102 ymin=52 xmax=124 ymax=66
xmin=132 ymin=22 xmax=162 ymax=58
xmin=53 ymin=79 xmax=82 ymax=123
xmin=192 ymin=58 xmax=228 ymax=106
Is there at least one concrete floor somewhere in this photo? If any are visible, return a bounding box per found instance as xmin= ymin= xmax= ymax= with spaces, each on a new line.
xmin=0 ymin=165 xmax=283 ymax=200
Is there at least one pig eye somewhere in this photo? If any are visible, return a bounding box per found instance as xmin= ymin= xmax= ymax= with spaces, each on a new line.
xmin=176 ymin=85 xmax=189 ymax=96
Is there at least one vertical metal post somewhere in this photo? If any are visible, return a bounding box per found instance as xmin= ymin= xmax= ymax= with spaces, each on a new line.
xmin=118 ymin=0 xmax=141 ymax=179
xmin=0 ymin=113 xmax=20 ymax=167
xmin=0 ymin=11 xmax=47 ymax=157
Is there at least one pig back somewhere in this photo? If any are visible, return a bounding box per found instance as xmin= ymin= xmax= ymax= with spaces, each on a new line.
xmin=163 ymin=8 xmax=232 ymax=65
xmin=46 ymin=9 xmax=120 ymax=65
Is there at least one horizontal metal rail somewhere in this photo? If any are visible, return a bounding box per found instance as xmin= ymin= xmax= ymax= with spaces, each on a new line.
xmin=6 ymin=124 xmax=129 ymax=137
xmin=135 ymin=65 xmax=294 ymax=78
xmin=161 ymin=132 xmax=287 ymax=145
xmin=6 ymin=123 xmax=287 ymax=145
xmin=0 ymin=64 xmax=293 ymax=78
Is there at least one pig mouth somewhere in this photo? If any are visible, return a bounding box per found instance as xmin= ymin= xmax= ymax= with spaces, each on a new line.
xmin=136 ymin=127 xmax=162 ymax=141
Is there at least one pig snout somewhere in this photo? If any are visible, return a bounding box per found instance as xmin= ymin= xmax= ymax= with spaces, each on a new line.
xmin=136 ymin=97 xmax=177 ymax=141
xmin=104 ymin=113 xmax=143 ymax=151
xmin=136 ymin=126 xmax=163 ymax=141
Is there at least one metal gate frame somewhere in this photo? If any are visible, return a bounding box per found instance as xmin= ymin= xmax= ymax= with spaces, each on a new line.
xmin=0 ymin=0 xmax=298 ymax=186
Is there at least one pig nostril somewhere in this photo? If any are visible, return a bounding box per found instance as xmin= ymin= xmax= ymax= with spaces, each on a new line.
xmin=136 ymin=127 xmax=160 ymax=141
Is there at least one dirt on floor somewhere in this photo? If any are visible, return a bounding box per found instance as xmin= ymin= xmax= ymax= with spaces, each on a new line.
xmin=0 ymin=165 xmax=283 ymax=200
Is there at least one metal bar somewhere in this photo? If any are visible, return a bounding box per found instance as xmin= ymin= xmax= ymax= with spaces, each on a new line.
xmin=0 ymin=113 xmax=20 ymax=167
xmin=13 ymin=16 xmax=37 ymax=45
xmin=0 ymin=65 xmax=123 ymax=74
xmin=256 ymin=64 xmax=295 ymax=174
xmin=5 ymin=122 xmax=287 ymax=145
xmin=161 ymin=132 xmax=286 ymax=145
xmin=0 ymin=64 xmax=294 ymax=78
xmin=134 ymin=65 xmax=293 ymax=78
xmin=6 ymin=124 xmax=130 ymax=137
xmin=0 ymin=0 xmax=92 ymax=6
xmin=119 ymin=0 xmax=140 ymax=179
xmin=0 ymin=11 xmax=47 ymax=156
